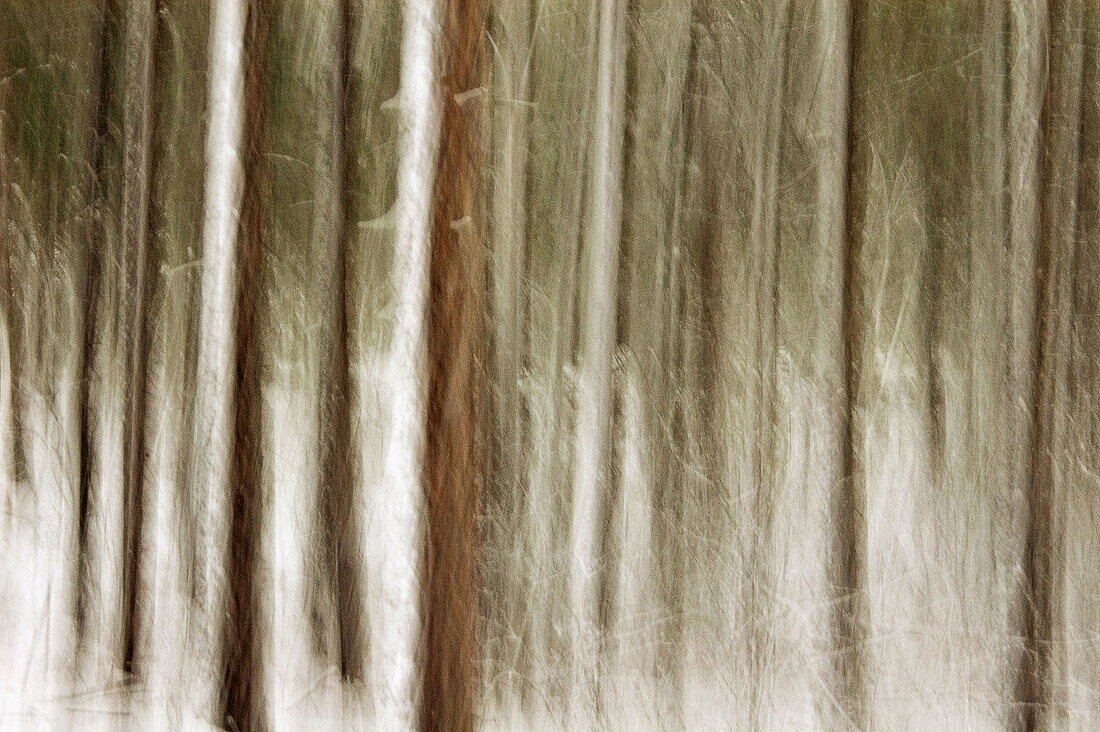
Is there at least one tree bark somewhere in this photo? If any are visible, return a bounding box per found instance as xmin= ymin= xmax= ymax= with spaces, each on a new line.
xmin=423 ymin=3 xmax=490 ymax=729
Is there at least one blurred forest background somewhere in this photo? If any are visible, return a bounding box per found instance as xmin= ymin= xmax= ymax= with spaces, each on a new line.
xmin=2 ymin=0 xmax=1099 ymax=729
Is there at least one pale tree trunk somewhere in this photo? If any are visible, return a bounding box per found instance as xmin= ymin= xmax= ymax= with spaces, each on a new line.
xmin=190 ymin=0 xmax=247 ymax=721
xmin=568 ymin=0 xmax=626 ymax=722
xmin=365 ymin=0 xmax=440 ymax=725
xmin=483 ymin=1 xmax=531 ymax=714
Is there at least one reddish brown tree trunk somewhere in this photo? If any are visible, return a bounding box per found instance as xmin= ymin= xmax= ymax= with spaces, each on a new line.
xmin=423 ymin=0 xmax=489 ymax=729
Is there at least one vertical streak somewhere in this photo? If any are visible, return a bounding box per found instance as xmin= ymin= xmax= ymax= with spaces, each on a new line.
xmin=69 ymin=2 xmax=114 ymax=656
xmin=135 ymin=5 xmax=210 ymax=719
xmin=657 ymin=9 xmax=701 ymax=719
xmin=612 ymin=0 xmax=638 ymax=352
xmin=837 ymin=0 xmax=867 ymax=726
xmin=1004 ymin=2 xmax=1045 ymax=723
xmin=318 ymin=0 xmax=363 ymax=681
xmin=1065 ymin=5 xmax=1100 ymax=722
xmin=192 ymin=0 xmax=247 ymax=720
xmin=1021 ymin=2 xmax=1081 ymax=726
xmin=424 ymin=2 xmax=489 ymax=728
xmin=485 ymin=0 xmax=532 ymax=701
xmin=374 ymin=0 xmax=440 ymax=724
xmin=0 ymin=31 xmax=27 ymax=493
xmin=607 ymin=0 xmax=650 ymax=708
xmin=609 ymin=4 xmax=695 ymax=721
xmin=487 ymin=1 xmax=532 ymax=513
xmin=748 ymin=4 xmax=790 ymax=725
xmin=75 ymin=0 xmax=113 ymax=647
xmin=120 ymin=0 xmax=162 ymax=675
xmin=979 ymin=0 xmax=1045 ymax=725
xmin=222 ymin=2 xmax=267 ymax=726
xmin=569 ymin=0 xmax=626 ymax=719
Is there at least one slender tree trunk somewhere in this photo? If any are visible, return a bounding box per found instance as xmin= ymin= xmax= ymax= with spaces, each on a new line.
xmin=655 ymin=10 xmax=701 ymax=718
xmin=484 ymin=0 xmax=532 ymax=706
xmin=75 ymin=0 xmax=114 ymax=650
xmin=423 ymin=3 xmax=489 ymax=729
xmin=119 ymin=0 xmax=162 ymax=675
xmin=0 ymin=31 xmax=28 ymax=496
xmin=1019 ymin=2 xmax=1082 ymax=727
xmin=315 ymin=0 xmax=364 ymax=683
xmin=1003 ymin=1 xmax=1045 ymax=722
xmin=836 ymin=2 xmax=868 ymax=726
xmin=371 ymin=0 xmax=439 ymax=724
xmin=222 ymin=2 xmax=267 ymax=725
xmin=607 ymin=2 xmax=692 ymax=721
xmin=568 ymin=0 xmax=626 ymax=718
xmin=745 ymin=5 xmax=790 ymax=727
xmin=191 ymin=0 xmax=248 ymax=720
